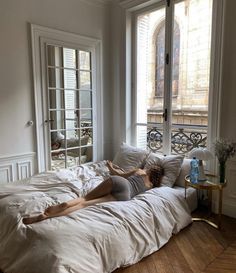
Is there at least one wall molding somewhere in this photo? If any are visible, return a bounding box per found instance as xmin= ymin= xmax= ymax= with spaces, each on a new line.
xmin=0 ymin=164 xmax=14 ymax=183
xmin=119 ymin=0 xmax=160 ymax=10
xmin=79 ymin=0 xmax=112 ymax=8
xmin=0 ymin=153 xmax=36 ymax=183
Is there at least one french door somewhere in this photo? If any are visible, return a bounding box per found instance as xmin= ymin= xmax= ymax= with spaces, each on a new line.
xmin=31 ymin=25 xmax=102 ymax=172
xmin=135 ymin=0 xmax=214 ymax=155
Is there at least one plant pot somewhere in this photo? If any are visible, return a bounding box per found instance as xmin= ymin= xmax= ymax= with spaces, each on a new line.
xmin=219 ymin=162 xmax=226 ymax=183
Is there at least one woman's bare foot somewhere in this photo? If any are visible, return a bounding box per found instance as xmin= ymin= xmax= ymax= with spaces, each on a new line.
xmin=45 ymin=202 xmax=68 ymax=215
xmin=23 ymin=213 xmax=48 ymax=225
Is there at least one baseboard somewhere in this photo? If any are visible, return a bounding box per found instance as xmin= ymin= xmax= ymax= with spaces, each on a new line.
xmin=0 ymin=152 xmax=37 ymax=183
xmin=222 ymin=200 xmax=236 ymax=218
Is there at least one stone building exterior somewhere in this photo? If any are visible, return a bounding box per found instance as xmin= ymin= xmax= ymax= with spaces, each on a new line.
xmin=137 ymin=0 xmax=212 ymax=131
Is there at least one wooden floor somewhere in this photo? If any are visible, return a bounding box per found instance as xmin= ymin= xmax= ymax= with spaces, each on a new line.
xmin=114 ymin=214 xmax=236 ymax=273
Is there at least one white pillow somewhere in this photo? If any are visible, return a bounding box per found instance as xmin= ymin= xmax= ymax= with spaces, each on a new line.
xmin=144 ymin=153 xmax=184 ymax=187
xmin=113 ymin=143 xmax=148 ymax=171
xmin=175 ymin=158 xmax=191 ymax=187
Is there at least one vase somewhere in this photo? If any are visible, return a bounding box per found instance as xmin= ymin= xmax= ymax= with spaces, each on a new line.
xmin=219 ymin=162 xmax=226 ymax=183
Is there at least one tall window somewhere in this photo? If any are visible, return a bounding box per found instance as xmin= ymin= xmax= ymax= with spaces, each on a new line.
xmin=135 ymin=0 xmax=214 ymax=155
xmin=155 ymin=21 xmax=180 ymax=97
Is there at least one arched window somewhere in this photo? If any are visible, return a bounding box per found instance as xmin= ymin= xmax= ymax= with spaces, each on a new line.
xmin=155 ymin=21 xmax=180 ymax=97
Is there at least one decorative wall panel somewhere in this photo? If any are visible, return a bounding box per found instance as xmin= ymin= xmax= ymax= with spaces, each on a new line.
xmin=0 ymin=153 xmax=36 ymax=183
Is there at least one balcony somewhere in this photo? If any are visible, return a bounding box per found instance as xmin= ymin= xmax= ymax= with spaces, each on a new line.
xmin=147 ymin=123 xmax=207 ymax=155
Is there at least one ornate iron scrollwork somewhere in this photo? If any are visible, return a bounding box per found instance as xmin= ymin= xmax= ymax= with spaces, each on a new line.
xmin=81 ymin=122 xmax=92 ymax=138
xmin=147 ymin=127 xmax=163 ymax=152
xmin=147 ymin=126 xmax=207 ymax=155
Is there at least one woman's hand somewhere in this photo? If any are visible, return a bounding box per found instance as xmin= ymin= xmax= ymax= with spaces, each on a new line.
xmin=107 ymin=161 xmax=125 ymax=175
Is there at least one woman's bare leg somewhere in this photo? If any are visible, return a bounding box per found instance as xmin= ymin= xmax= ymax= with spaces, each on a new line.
xmin=84 ymin=178 xmax=113 ymax=201
xmin=45 ymin=178 xmax=113 ymax=215
xmin=23 ymin=194 xmax=116 ymax=225
xmin=45 ymin=197 xmax=85 ymax=215
xmin=22 ymin=213 xmax=48 ymax=225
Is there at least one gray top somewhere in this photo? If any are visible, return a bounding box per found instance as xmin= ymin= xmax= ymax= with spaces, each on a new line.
xmin=127 ymin=175 xmax=147 ymax=198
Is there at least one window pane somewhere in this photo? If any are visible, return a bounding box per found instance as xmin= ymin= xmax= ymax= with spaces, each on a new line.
xmin=66 ymin=130 xmax=80 ymax=148
xmin=47 ymin=45 xmax=62 ymax=67
xmin=79 ymin=51 xmax=91 ymax=70
xmin=50 ymin=131 xmax=65 ymax=150
xmin=80 ymin=91 xmax=92 ymax=109
xmin=63 ymin=48 xmax=76 ymax=69
xmin=64 ymin=69 xmax=77 ymax=89
xmin=48 ymin=68 xmax=63 ymax=88
xmin=79 ymin=71 xmax=91 ymax=90
xmin=49 ymin=111 xmax=65 ymax=130
xmin=49 ymin=89 xmax=64 ymax=109
xmin=80 ymin=110 xmax=92 ymax=127
xmin=170 ymin=0 xmax=212 ymax=154
xmin=51 ymin=151 xmax=66 ymax=170
xmin=64 ymin=90 xmax=79 ymax=109
xmin=65 ymin=110 xmax=79 ymax=130
xmin=136 ymin=6 xmax=165 ymax=152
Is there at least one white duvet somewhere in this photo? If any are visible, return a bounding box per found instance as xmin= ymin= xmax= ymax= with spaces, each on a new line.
xmin=0 ymin=161 xmax=192 ymax=273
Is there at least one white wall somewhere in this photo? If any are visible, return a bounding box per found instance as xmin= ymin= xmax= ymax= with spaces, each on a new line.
xmin=220 ymin=0 xmax=236 ymax=139
xmin=0 ymin=0 xmax=113 ymax=173
xmin=219 ymin=0 xmax=236 ymax=218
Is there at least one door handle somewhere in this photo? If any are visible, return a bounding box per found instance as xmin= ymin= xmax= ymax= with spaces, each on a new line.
xmin=162 ymin=108 xmax=168 ymax=121
xmin=44 ymin=119 xmax=54 ymax=123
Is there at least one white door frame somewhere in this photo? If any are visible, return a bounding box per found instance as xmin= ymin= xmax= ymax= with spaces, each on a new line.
xmin=31 ymin=24 xmax=103 ymax=172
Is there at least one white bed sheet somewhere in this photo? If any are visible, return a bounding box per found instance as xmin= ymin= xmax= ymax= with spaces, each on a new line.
xmin=173 ymin=186 xmax=198 ymax=212
xmin=0 ymin=161 xmax=192 ymax=273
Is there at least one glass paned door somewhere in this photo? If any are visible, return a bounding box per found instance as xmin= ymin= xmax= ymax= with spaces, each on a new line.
xmin=136 ymin=4 xmax=166 ymax=152
xmin=46 ymin=45 xmax=93 ymax=170
xmin=170 ymin=0 xmax=213 ymax=155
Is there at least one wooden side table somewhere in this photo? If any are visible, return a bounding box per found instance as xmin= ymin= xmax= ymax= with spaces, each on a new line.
xmin=185 ymin=174 xmax=227 ymax=229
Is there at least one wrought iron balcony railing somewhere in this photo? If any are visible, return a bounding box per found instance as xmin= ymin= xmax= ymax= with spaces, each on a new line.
xmin=147 ymin=124 xmax=207 ymax=155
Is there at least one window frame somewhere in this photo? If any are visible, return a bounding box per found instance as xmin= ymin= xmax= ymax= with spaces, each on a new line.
xmin=31 ymin=24 xmax=103 ymax=172
xmin=127 ymin=0 xmax=224 ymax=163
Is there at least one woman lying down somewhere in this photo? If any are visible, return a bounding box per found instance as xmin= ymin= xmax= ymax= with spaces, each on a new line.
xmin=23 ymin=161 xmax=164 ymax=224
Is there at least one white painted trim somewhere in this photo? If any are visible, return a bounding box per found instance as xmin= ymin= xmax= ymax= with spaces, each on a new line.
xmin=17 ymin=161 xmax=33 ymax=180
xmin=0 ymin=152 xmax=36 ymax=183
xmin=31 ymin=24 xmax=103 ymax=172
xmin=208 ymin=0 xmax=225 ymax=174
xmin=0 ymin=164 xmax=14 ymax=183
xmin=80 ymin=0 xmax=112 ymax=7
xmin=0 ymin=152 xmax=36 ymax=161
xmin=119 ymin=0 xmax=161 ymax=10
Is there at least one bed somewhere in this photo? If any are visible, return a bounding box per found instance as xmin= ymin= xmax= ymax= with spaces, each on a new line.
xmin=0 ymin=146 xmax=196 ymax=273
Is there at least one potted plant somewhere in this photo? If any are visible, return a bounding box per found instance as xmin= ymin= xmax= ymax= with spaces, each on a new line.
xmin=214 ymin=139 xmax=236 ymax=183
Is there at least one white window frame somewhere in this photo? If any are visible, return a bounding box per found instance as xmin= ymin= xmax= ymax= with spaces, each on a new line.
xmin=123 ymin=0 xmax=224 ymax=167
xmin=31 ymin=24 xmax=103 ymax=172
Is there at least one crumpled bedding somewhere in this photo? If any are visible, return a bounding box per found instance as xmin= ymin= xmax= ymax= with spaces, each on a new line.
xmin=0 ymin=160 xmax=192 ymax=273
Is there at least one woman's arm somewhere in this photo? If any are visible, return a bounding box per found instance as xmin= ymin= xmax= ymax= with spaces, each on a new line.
xmin=107 ymin=161 xmax=139 ymax=178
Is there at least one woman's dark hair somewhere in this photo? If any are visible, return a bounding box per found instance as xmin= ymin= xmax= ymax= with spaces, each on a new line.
xmin=147 ymin=165 xmax=164 ymax=187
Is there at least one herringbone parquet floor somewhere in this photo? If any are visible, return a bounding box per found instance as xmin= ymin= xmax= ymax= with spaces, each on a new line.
xmin=114 ymin=214 xmax=236 ymax=273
